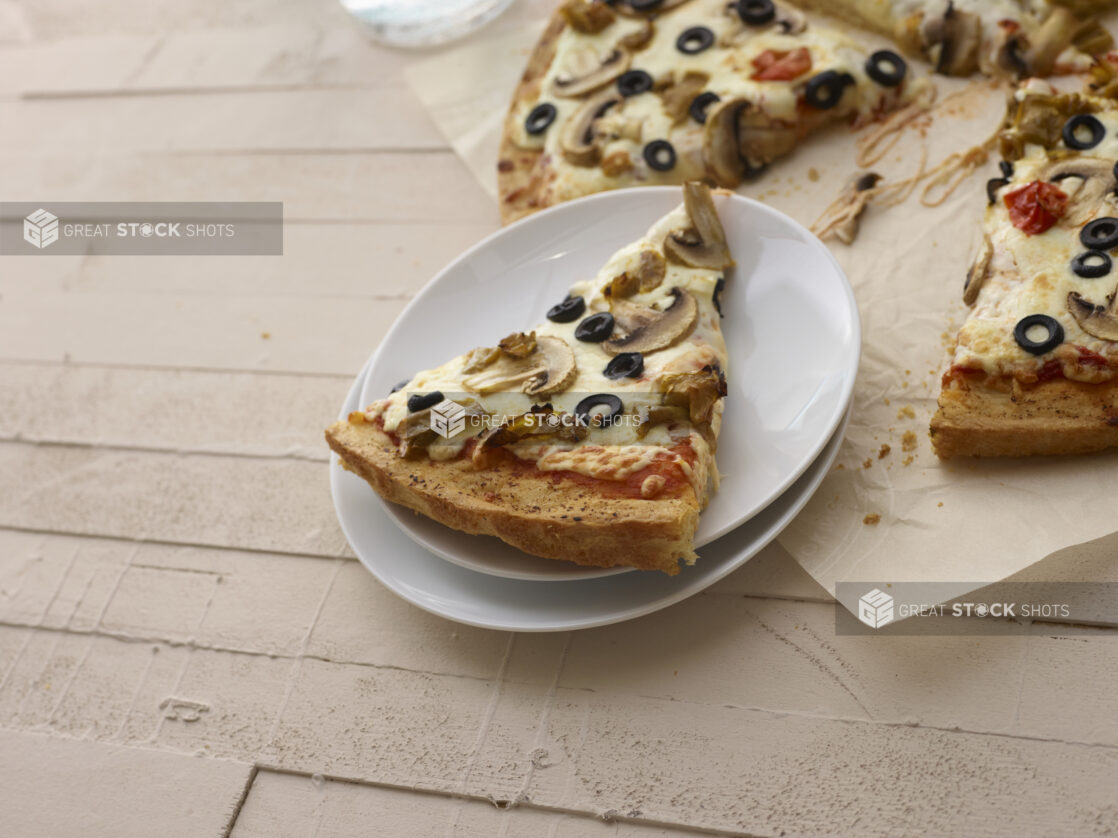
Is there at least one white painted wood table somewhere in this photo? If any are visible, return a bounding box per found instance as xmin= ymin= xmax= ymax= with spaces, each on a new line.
xmin=2 ymin=2 xmax=1118 ymax=836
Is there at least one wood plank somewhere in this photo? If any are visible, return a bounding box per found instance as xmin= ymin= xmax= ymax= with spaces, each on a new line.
xmin=0 ymin=151 xmax=496 ymax=223
xmin=0 ymin=285 xmax=405 ymax=374
xmin=0 ymin=441 xmax=349 ymax=557
xmin=0 ymin=362 xmax=348 ymax=459
xmin=0 ymin=728 xmax=251 ymax=838
xmin=55 ymin=222 xmax=494 ymax=298
xmin=0 ymin=88 xmax=445 ymax=154
xmin=513 ymin=683 xmax=1118 ymax=837
xmin=233 ymin=769 xmax=722 ymax=838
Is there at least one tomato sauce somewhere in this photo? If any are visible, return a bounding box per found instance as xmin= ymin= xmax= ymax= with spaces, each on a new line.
xmin=1003 ymin=180 xmax=1068 ymax=235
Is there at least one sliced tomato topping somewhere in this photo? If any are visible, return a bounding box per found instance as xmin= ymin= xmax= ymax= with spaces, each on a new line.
xmin=750 ymin=47 xmax=813 ymax=81
xmin=1036 ymin=359 xmax=1064 ymax=382
xmin=1003 ymin=180 xmax=1068 ymax=235
xmin=1076 ymin=346 xmax=1111 ymax=367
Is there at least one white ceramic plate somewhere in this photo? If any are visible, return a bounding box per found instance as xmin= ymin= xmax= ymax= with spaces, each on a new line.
xmin=333 ymin=358 xmax=850 ymax=631
xmin=355 ymin=187 xmax=859 ymax=581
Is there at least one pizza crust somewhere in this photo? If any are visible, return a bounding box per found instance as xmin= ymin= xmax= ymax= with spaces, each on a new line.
xmin=326 ymin=418 xmax=702 ymax=574
xmin=497 ymin=12 xmax=566 ymax=225
xmin=931 ymin=376 xmax=1118 ymax=458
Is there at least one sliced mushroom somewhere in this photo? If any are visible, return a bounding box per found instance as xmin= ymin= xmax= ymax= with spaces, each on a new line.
xmin=659 ymin=71 xmax=710 ymax=125
xmin=560 ymin=89 xmax=622 ymax=166
xmin=558 ymin=0 xmax=616 ymax=34
xmin=702 ymin=98 xmax=788 ymax=187
xmin=463 ymin=335 xmax=577 ymax=396
xmin=1039 ymin=158 xmax=1118 ymax=227
xmin=922 ymin=3 xmax=982 ymax=76
xmin=658 ymin=364 xmax=727 ymax=426
xmin=398 ymin=399 xmax=486 ymax=457
xmin=1068 ymin=286 xmax=1118 ymax=341
xmin=552 ymin=47 xmax=630 ymax=98
xmin=1023 ymin=7 xmax=1079 ymax=77
xmin=772 ymin=4 xmax=807 ymax=34
xmin=463 ymin=345 xmax=501 ymax=373
xmin=963 ymin=233 xmax=993 ymax=306
xmin=720 ymin=1 xmax=805 ymax=45
xmin=472 ymin=405 xmax=587 ymax=467
xmin=826 ymin=172 xmax=880 ymax=245
xmin=618 ymin=18 xmax=654 ymax=51
xmin=604 ymin=288 xmax=698 ymax=355
xmin=992 ymin=28 xmax=1027 ymax=77
xmin=664 ymin=182 xmax=733 ymax=269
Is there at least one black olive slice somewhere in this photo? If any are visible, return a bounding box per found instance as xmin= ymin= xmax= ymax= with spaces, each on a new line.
xmin=999 ymin=160 xmax=1014 ymax=178
xmin=525 ymin=103 xmax=557 ymax=136
xmin=603 ymin=352 xmax=644 ymax=380
xmin=643 ymin=140 xmax=677 ymax=171
xmin=1072 ymin=250 xmax=1112 ymax=279
xmin=864 ymin=50 xmax=906 ymax=87
xmin=547 ymin=295 xmax=586 ymax=323
xmin=617 ymin=69 xmax=653 ymax=97
xmin=1063 ymin=114 xmax=1105 ymax=151
xmin=676 ymin=26 xmax=714 ymax=55
xmin=407 ymin=391 xmax=444 ymax=412
xmin=689 ymin=91 xmax=720 ymax=124
xmin=986 ymin=177 xmax=1009 ymax=205
xmin=628 ymin=0 xmax=662 ymax=9
xmin=575 ymin=393 xmax=624 ymax=427
xmin=1081 ymin=217 xmax=1118 ymax=251
xmin=390 ymin=379 xmax=409 ymax=394
xmin=713 ymin=276 xmax=725 ymax=317
xmin=575 ymin=311 xmax=616 ymax=342
xmin=1013 ymin=314 xmax=1064 ymax=356
xmin=803 ymin=70 xmax=855 ymax=110
xmin=735 ymin=0 xmax=775 ymax=25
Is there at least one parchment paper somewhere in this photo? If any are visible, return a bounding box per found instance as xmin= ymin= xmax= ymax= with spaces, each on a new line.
xmin=405 ymin=9 xmax=1118 ymax=610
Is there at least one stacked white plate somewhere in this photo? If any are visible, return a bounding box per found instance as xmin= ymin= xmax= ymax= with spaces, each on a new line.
xmin=330 ymin=188 xmax=859 ymax=631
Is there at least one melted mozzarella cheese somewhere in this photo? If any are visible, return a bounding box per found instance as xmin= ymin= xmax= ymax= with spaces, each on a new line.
xmin=370 ymin=203 xmax=729 ymax=487
xmin=952 ymin=115 xmax=1118 ymax=379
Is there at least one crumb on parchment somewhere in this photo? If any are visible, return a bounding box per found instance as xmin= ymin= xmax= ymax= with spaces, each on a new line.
xmin=903 ymin=455 xmax=914 ymax=466
xmin=902 ymin=430 xmax=918 ymax=452
xmin=897 ymin=405 xmax=915 ymax=420
xmin=863 ymin=514 xmax=881 ymax=525
xmin=863 ymin=458 xmax=873 ymax=469
xmin=937 ymin=502 xmax=944 ymax=507
xmin=878 ymin=444 xmax=891 ymax=459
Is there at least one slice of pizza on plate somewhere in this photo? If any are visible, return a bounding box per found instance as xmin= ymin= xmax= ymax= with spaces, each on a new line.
xmin=327 ymin=183 xmax=733 ymax=574
xmin=499 ymin=0 xmax=927 ymax=222
xmin=931 ymin=79 xmax=1118 ymax=458
xmin=790 ymin=0 xmax=1114 ymax=77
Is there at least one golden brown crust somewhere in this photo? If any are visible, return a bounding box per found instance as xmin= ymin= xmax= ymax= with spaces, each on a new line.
xmin=497 ymin=12 xmax=567 ymax=226
xmin=326 ymin=419 xmax=701 ymax=574
xmin=931 ymin=375 xmax=1118 ymax=458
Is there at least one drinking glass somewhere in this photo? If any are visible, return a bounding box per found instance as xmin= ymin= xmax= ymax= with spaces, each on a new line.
xmin=340 ymin=0 xmax=516 ymax=48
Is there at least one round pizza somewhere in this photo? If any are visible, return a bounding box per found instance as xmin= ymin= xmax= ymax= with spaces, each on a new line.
xmin=498 ymin=0 xmax=926 ymax=222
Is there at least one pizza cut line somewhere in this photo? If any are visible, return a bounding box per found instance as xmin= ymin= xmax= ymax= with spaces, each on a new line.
xmin=932 ymin=76 xmax=1118 ymax=457
xmin=326 ymin=183 xmax=734 ymax=574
